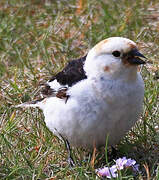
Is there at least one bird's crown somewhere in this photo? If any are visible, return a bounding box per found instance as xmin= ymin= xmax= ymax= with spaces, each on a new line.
xmin=84 ymin=37 xmax=146 ymax=79
xmin=93 ymin=37 xmax=136 ymax=56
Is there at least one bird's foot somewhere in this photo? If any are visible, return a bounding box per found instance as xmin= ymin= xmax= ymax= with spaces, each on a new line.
xmin=68 ymin=156 xmax=75 ymax=167
xmin=58 ymin=134 xmax=76 ymax=167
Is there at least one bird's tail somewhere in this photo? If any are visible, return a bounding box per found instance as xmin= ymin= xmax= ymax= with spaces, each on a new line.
xmin=16 ymin=98 xmax=45 ymax=109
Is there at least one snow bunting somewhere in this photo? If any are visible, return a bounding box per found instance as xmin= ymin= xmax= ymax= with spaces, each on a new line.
xmin=18 ymin=37 xmax=146 ymax=149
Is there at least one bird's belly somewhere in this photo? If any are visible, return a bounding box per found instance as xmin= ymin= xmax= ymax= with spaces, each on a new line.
xmin=44 ymin=93 xmax=142 ymax=149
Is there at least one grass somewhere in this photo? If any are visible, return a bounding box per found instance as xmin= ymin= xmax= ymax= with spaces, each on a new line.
xmin=0 ymin=0 xmax=159 ymax=179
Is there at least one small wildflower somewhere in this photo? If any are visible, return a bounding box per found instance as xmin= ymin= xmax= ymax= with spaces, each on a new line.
xmin=125 ymin=158 xmax=136 ymax=167
xmin=116 ymin=157 xmax=127 ymax=170
xmin=133 ymin=164 xmax=140 ymax=172
xmin=96 ymin=157 xmax=140 ymax=178
xmin=97 ymin=165 xmax=117 ymax=178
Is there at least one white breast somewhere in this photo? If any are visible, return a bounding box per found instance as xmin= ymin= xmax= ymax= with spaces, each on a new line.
xmin=43 ymin=73 xmax=144 ymax=149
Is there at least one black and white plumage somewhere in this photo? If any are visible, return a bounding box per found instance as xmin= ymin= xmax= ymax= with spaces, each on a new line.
xmin=41 ymin=55 xmax=87 ymax=100
xmin=49 ymin=55 xmax=87 ymax=86
xmin=17 ymin=37 xmax=146 ymax=149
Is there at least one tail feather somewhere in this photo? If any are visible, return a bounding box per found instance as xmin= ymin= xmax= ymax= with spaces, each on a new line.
xmin=16 ymin=98 xmax=45 ymax=109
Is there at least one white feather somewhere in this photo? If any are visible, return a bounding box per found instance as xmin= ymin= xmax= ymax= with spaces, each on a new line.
xmin=17 ymin=37 xmax=145 ymax=149
xmin=47 ymin=79 xmax=67 ymax=91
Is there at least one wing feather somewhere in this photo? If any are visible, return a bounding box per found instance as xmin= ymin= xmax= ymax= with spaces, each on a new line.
xmin=41 ymin=55 xmax=87 ymax=97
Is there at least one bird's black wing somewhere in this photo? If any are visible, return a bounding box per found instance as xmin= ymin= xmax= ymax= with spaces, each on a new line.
xmin=49 ymin=55 xmax=87 ymax=86
xmin=41 ymin=55 xmax=87 ymax=98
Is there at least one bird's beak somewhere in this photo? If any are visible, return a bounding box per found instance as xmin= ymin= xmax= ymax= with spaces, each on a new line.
xmin=123 ymin=49 xmax=146 ymax=65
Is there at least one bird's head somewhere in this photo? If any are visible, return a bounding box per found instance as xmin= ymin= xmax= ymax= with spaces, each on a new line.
xmin=84 ymin=37 xmax=146 ymax=80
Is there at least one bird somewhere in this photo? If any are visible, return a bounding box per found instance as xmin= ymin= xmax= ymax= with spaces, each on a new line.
xmin=17 ymin=37 xmax=146 ymax=152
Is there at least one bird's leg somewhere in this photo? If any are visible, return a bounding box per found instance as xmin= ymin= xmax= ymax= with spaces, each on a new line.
xmin=58 ymin=132 xmax=75 ymax=167
xmin=65 ymin=139 xmax=75 ymax=167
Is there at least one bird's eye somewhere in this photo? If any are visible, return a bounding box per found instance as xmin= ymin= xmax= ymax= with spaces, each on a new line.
xmin=112 ymin=51 xmax=121 ymax=57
